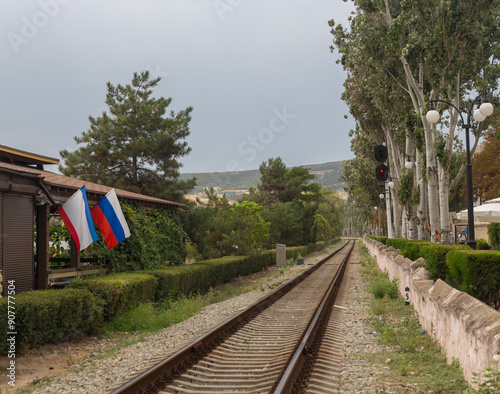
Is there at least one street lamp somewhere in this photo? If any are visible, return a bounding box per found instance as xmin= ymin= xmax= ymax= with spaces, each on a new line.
xmin=426 ymin=93 xmax=494 ymax=249
xmin=405 ymin=155 xmax=416 ymax=170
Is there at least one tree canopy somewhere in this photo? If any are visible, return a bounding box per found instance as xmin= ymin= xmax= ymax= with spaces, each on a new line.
xmin=330 ymin=0 xmax=499 ymax=240
xmin=59 ymin=71 xmax=195 ymax=202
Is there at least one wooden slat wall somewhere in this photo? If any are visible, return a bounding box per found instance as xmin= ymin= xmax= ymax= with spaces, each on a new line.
xmin=3 ymin=194 xmax=34 ymax=294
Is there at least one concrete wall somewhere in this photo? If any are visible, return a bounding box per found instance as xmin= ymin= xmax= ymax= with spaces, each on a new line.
xmin=363 ymin=236 xmax=500 ymax=386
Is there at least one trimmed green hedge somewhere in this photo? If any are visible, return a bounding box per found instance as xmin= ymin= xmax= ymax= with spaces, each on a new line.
xmin=146 ymin=240 xmax=339 ymax=302
xmin=402 ymin=241 xmax=435 ymax=261
xmin=67 ymin=273 xmax=157 ymax=320
xmin=369 ymin=236 xmax=388 ymax=245
xmin=419 ymin=244 xmax=470 ymax=280
xmin=147 ymin=253 xmax=272 ymax=301
xmin=0 ymin=288 xmax=104 ymax=354
xmin=447 ymin=250 xmax=500 ymax=308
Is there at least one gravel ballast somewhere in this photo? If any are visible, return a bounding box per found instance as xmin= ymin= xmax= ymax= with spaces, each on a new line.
xmin=32 ymin=242 xmax=417 ymax=393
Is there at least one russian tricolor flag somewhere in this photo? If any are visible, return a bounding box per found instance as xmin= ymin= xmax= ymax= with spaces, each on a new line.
xmin=58 ymin=186 xmax=99 ymax=251
xmin=91 ymin=189 xmax=131 ymax=249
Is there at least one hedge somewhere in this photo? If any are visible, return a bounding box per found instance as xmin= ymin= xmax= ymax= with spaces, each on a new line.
xmin=146 ymin=240 xmax=340 ymax=302
xmin=369 ymin=236 xmax=388 ymax=245
xmin=447 ymin=250 xmax=500 ymax=308
xmin=67 ymin=273 xmax=157 ymax=320
xmin=0 ymin=288 xmax=104 ymax=354
xmin=146 ymin=253 xmax=272 ymax=301
xmin=419 ymin=244 xmax=470 ymax=280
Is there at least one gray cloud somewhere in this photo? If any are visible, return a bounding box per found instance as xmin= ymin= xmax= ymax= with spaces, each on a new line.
xmin=1 ymin=0 xmax=355 ymax=173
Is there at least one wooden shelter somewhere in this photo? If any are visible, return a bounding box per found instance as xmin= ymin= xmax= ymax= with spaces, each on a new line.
xmin=0 ymin=145 xmax=185 ymax=296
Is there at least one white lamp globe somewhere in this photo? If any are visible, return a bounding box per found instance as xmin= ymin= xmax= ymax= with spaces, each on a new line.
xmin=388 ymin=181 xmax=394 ymax=188
xmin=379 ymin=193 xmax=384 ymax=199
xmin=405 ymin=160 xmax=413 ymax=169
xmin=473 ymin=109 xmax=486 ymax=122
xmin=426 ymin=109 xmax=440 ymax=124
xmin=479 ymin=102 xmax=494 ymax=117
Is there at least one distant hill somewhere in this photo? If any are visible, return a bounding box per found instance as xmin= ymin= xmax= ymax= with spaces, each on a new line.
xmin=180 ymin=161 xmax=345 ymax=202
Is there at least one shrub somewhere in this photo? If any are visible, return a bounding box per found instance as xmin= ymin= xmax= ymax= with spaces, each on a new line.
xmin=371 ymin=276 xmax=400 ymax=299
xmin=146 ymin=253 xmax=272 ymax=302
xmin=84 ymin=204 xmax=188 ymax=271
xmin=402 ymin=241 xmax=434 ymax=261
xmin=488 ymin=223 xmax=500 ymax=249
xmin=419 ymin=244 xmax=469 ymax=281
xmin=369 ymin=236 xmax=388 ymax=245
xmin=68 ymin=273 xmax=157 ymax=320
xmin=386 ymin=238 xmax=410 ymax=251
xmin=0 ymin=288 xmax=104 ymax=355
xmin=476 ymin=238 xmax=490 ymax=250
xmin=447 ymin=250 xmax=500 ymax=308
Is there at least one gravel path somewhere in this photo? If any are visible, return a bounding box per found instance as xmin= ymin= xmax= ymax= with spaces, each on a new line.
xmin=33 ymin=241 xmax=396 ymax=393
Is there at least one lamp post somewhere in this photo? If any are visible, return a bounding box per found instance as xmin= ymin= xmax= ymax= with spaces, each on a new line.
xmin=404 ymin=155 xmax=416 ymax=170
xmin=426 ymin=93 xmax=494 ymax=249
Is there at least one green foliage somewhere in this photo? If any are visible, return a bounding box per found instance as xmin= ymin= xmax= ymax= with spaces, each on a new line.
xmin=369 ymin=235 xmax=388 ymax=245
xmin=371 ymin=276 xmax=399 ymax=300
xmin=86 ymin=204 xmax=187 ymax=271
xmin=397 ymin=170 xmax=413 ymax=206
xmin=473 ymin=367 xmax=500 ymax=393
xmin=488 ymin=223 xmax=500 ymax=249
xmin=146 ymin=254 xmax=272 ymax=301
xmin=183 ymin=190 xmax=270 ymax=260
xmin=59 ymin=71 xmax=195 ymax=202
xmin=433 ymin=132 xmax=448 ymax=166
xmin=419 ymin=244 xmax=469 ymax=281
xmin=477 ymin=239 xmax=490 ymax=250
xmin=0 ymin=289 xmax=104 ymax=355
xmin=447 ymin=250 xmax=500 ymax=309
xmin=68 ymin=273 xmax=157 ymax=320
xmin=106 ymin=299 xmax=200 ymax=333
xmin=386 ymin=238 xmax=410 ymax=251
xmin=48 ymin=220 xmax=70 ymax=258
xmin=402 ymin=241 xmax=435 ymax=261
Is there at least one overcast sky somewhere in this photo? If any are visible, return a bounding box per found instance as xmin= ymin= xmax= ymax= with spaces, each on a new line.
xmin=2 ymin=0 xmax=355 ymax=174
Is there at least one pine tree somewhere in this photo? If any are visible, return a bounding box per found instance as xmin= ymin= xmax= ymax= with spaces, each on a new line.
xmin=60 ymin=71 xmax=195 ymax=202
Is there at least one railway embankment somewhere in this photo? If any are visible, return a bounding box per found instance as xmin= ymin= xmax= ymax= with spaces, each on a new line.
xmin=363 ymin=236 xmax=500 ymax=387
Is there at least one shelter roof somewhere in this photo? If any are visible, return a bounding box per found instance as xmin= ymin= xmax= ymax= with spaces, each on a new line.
xmin=0 ymin=161 xmax=185 ymax=209
xmin=0 ymin=144 xmax=59 ymax=168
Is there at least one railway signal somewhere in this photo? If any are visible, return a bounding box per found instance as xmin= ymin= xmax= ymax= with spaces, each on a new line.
xmin=374 ymin=145 xmax=388 ymax=163
xmin=376 ymin=164 xmax=389 ymax=182
xmin=374 ymin=145 xmax=389 ymax=181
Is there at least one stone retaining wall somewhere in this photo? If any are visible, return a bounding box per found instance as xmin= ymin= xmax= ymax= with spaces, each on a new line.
xmin=363 ymin=236 xmax=500 ymax=386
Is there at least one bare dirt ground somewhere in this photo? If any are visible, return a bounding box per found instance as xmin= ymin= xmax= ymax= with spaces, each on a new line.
xmin=0 ymin=335 xmax=132 ymax=393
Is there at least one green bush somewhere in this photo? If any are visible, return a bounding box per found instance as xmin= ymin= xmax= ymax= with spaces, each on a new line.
xmin=476 ymin=238 xmax=490 ymax=250
xmin=447 ymin=250 xmax=500 ymax=308
xmin=385 ymin=238 xmax=410 ymax=251
xmin=68 ymin=273 xmax=157 ymax=320
xmin=488 ymin=223 xmax=500 ymax=249
xmin=146 ymin=253 xmax=272 ymax=302
xmin=371 ymin=276 xmax=400 ymax=299
xmin=0 ymin=288 xmax=104 ymax=355
xmin=402 ymin=241 xmax=434 ymax=261
xmin=369 ymin=236 xmax=388 ymax=245
xmin=419 ymin=244 xmax=469 ymax=281
xmin=84 ymin=204 xmax=188 ymax=271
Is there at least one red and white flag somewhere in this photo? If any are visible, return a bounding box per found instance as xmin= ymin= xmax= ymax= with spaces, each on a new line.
xmin=58 ymin=186 xmax=99 ymax=251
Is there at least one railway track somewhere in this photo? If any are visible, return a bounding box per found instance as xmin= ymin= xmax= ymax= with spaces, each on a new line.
xmin=111 ymin=240 xmax=355 ymax=393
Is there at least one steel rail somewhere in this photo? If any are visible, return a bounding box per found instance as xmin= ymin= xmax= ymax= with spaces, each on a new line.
xmin=273 ymin=239 xmax=354 ymax=393
xmin=111 ymin=241 xmax=351 ymax=394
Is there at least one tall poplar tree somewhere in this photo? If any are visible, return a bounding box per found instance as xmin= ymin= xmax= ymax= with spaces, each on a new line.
xmin=331 ymin=0 xmax=499 ymax=241
xmin=60 ymin=71 xmax=196 ymax=202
